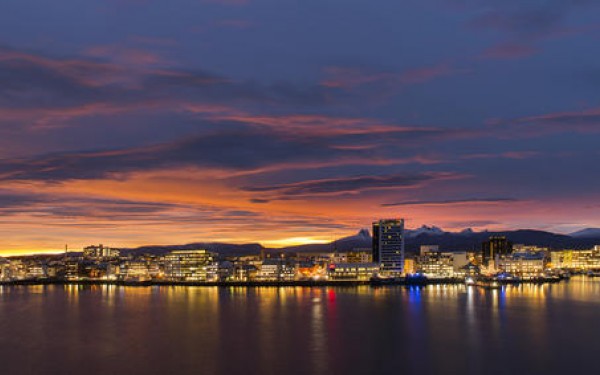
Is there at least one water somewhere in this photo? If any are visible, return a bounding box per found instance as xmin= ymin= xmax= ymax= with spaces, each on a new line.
xmin=1 ymin=277 xmax=599 ymax=375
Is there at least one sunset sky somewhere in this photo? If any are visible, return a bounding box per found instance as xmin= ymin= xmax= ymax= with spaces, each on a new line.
xmin=1 ymin=0 xmax=599 ymax=255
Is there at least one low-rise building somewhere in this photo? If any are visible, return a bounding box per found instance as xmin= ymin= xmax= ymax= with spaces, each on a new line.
xmin=64 ymin=256 xmax=80 ymax=280
xmin=416 ymin=252 xmax=454 ymax=278
xmin=258 ymin=259 xmax=281 ymax=281
xmin=257 ymin=259 xmax=296 ymax=281
xmin=233 ymin=264 xmax=258 ymax=281
xmin=498 ymin=251 xmax=545 ymax=278
xmin=0 ymin=258 xmax=10 ymax=281
xmin=347 ymin=249 xmax=372 ymax=263
xmin=26 ymin=262 xmax=47 ymax=279
xmin=414 ymin=247 xmax=468 ymax=278
xmin=327 ymin=262 xmax=378 ymax=280
xmin=551 ymin=248 xmax=600 ymax=270
xmin=120 ymin=261 xmax=151 ymax=282
xmin=5 ymin=260 xmax=27 ymax=280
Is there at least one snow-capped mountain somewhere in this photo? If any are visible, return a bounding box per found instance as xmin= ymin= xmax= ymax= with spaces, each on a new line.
xmin=405 ymin=225 xmax=445 ymax=238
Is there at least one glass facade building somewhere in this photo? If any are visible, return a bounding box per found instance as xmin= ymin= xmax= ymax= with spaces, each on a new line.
xmin=372 ymin=219 xmax=405 ymax=275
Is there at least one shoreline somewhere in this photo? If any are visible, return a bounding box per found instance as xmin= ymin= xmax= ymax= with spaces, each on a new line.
xmin=0 ymin=277 xmax=565 ymax=287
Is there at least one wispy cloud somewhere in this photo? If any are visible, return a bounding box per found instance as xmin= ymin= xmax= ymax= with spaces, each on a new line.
xmin=243 ymin=172 xmax=463 ymax=200
xmin=320 ymin=63 xmax=461 ymax=90
xmin=381 ymin=197 xmax=520 ymax=207
xmin=490 ymin=107 xmax=600 ymax=135
xmin=466 ymin=1 xmax=600 ymax=60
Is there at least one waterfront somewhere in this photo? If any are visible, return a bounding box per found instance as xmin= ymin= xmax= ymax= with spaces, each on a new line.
xmin=1 ymin=277 xmax=599 ymax=375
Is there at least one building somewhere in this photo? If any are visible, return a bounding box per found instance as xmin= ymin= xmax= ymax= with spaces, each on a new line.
xmin=164 ymin=250 xmax=218 ymax=282
xmin=403 ymin=258 xmax=416 ymax=274
xmin=258 ymin=259 xmax=282 ymax=281
xmin=4 ymin=260 xmax=27 ymax=280
xmin=26 ymin=262 xmax=47 ymax=279
xmin=497 ymin=252 xmax=545 ymax=278
xmin=327 ymin=263 xmax=379 ymax=280
xmin=330 ymin=252 xmax=347 ymax=263
xmin=280 ymin=262 xmax=297 ymax=281
xmin=0 ymin=258 xmax=10 ymax=281
xmin=120 ymin=261 xmax=151 ymax=282
xmin=257 ymin=259 xmax=296 ymax=281
xmin=513 ymin=244 xmax=548 ymax=253
xmin=83 ymin=244 xmax=120 ymax=259
xmin=233 ymin=264 xmax=258 ymax=282
xmin=481 ymin=236 xmax=512 ymax=268
xmin=64 ymin=256 xmax=80 ymax=280
xmin=372 ymin=219 xmax=405 ymax=275
xmin=419 ymin=245 xmax=439 ymax=255
xmin=416 ymin=252 xmax=453 ymax=278
xmin=452 ymin=252 xmax=469 ymax=272
xmin=296 ymin=261 xmax=327 ymax=280
xmin=347 ymin=249 xmax=372 ymax=263
xmin=551 ymin=248 xmax=600 ymax=270
xmin=45 ymin=261 xmax=64 ymax=278
xmin=414 ymin=247 xmax=468 ymax=278
xmin=217 ymin=261 xmax=234 ymax=281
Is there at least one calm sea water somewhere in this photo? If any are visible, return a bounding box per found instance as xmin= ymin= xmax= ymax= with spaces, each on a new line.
xmin=1 ymin=277 xmax=599 ymax=375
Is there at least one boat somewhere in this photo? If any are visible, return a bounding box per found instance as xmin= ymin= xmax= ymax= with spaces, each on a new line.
xmin=494 ymin=272 xmax=521 ymax=284
xmin=405 ymin=273 xmax=428 ymax=285
xmin=370 ymin=274 xmax=399 ymax=285
xmin=465 ymin=276 xmax=504 ymax=289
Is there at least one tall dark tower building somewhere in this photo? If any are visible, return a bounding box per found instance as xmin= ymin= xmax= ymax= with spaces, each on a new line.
xmin=481 ymin=236 xmax=513 ymax=267
xmin=372 ymin=219 xmax=405 ymax=275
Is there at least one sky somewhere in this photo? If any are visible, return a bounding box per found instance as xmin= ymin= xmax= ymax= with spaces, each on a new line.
xmin=0 ymin=0 xmax=599 ymax=255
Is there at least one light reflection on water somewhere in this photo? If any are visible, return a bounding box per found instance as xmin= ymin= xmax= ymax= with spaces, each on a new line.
xmin=0 ymin=277 xmax=599 ymax=375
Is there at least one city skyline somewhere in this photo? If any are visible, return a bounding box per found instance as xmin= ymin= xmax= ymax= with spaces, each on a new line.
xmin=2 ymin=0 xmax=600 ymax=255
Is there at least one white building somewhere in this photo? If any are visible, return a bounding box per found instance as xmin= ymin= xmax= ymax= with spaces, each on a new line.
xmin=497 ymin=252 xmax=545 ymax=278
xmin=414 ymin=247 xmax=468 ymax=278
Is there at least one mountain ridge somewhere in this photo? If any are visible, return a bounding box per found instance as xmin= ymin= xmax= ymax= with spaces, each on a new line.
xmin=120 ymin=227 xmax=600 ymax=257
xmin=570 ymin=228 xmax=600 ymax=238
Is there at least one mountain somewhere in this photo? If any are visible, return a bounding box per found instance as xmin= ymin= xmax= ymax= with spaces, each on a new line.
xmin=400 ymin=229 xmax=579 ymax=253
xmin=120 ymin=227 xmax=600 ymax=258
xmin=570 ymin=228 xmax=600 ymax=238
xmin=406 ymin=225 xmax=445 ymax=238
